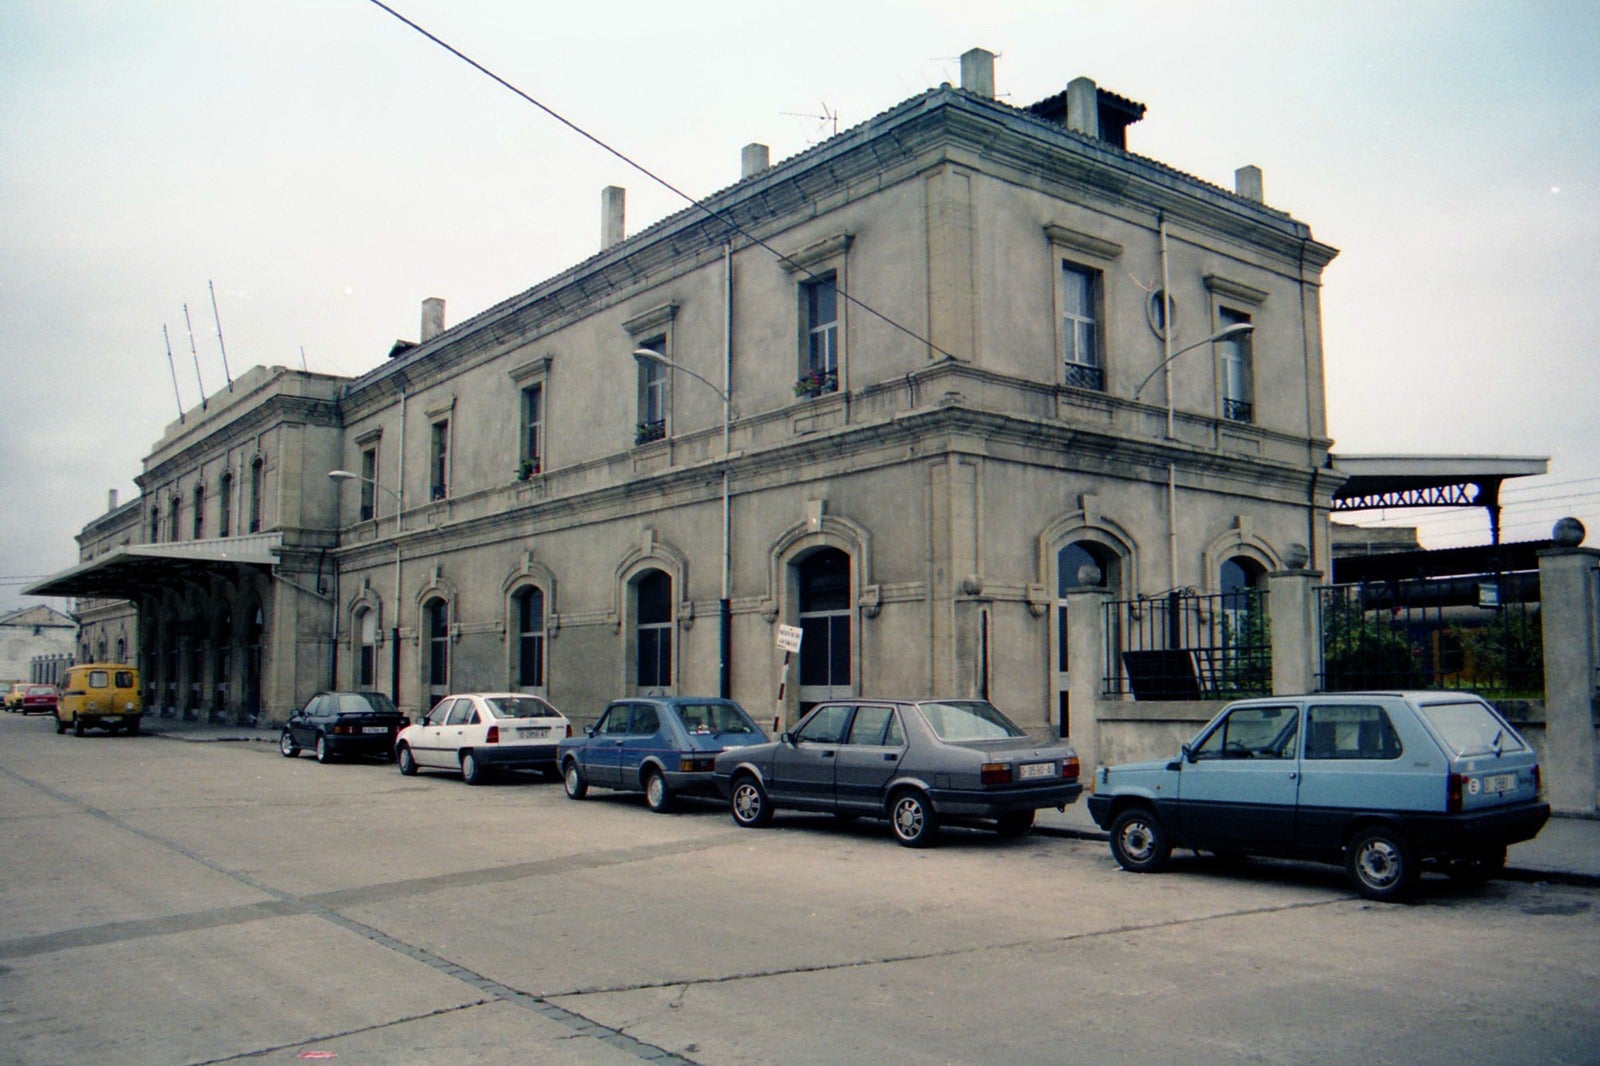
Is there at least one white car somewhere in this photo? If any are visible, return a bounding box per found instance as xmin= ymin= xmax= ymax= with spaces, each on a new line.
xmin=395 ymin=692 xmax=570 ymax=785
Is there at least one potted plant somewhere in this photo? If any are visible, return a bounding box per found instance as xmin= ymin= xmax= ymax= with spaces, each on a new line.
xmin=516 ymin=458 xmax=540 ymax=481
xmin=794 ymin=369 xmax=838 ymax=398
xmin=634 ymin=421 xmax=666 ymax=445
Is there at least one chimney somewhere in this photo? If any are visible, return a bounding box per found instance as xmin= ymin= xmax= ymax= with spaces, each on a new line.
xmin=1235 ymin=165 xmax=1264 ymax=203
xmin=602 ymin=185 xmax=626 ymax=250
xmin=1066 ymin=76 xmax=1100 ymax=139
xmin=960 ymin=48 xmax=995 ymax=99
xmin=108 ymin=488 xmax=119 ymax=512
xmin=420 ymin=297 xmax=445 ymax=342
xmin=741 ymin=143 xmax=770 ymax=179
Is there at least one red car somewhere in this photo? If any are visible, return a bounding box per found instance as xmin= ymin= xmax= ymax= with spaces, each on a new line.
xmin=19 ymin=685 xmax=59 ymax=716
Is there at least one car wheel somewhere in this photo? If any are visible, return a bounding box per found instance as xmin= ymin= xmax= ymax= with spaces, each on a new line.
xmin=279 ymin=730 xmax=299 ymax=758
xmin=1447 ymin=846 xmax=1507 ymax=886
xmin=126 ymin=717 xmax=140 ymax=736
xmin=55 ymin=714 xmax=67 ymax=735
xmin=461 ymin=750 xmax=486 ymax=786
xmin=1109 ymin=808 xmax=1171 ymax=873
xmin=314 ymin=734 xmax=332 ymax=764
xmin=730 ymin=774 xmax=773 ymax=828
xmin=74 ymin=716 xmax=85 ymax=737
xmin=397 ymin=744 xmax=417 ymax=776
xmin=644 ymin=769 xmax=674 ymax=813
xmin=995 ymin=810 xmax=1035 ymax=838
xmin=563 ymin=760 xmax=588 ymax=800
xmin=1346 ymin=826 xmax=1418 ymax=902
xmin=889 ymin=789 xmax=940 ymax=848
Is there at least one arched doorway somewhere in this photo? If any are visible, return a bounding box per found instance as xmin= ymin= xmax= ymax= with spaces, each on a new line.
xmin=797 ymin=548 xmax=852 ymax=712
xmin=1054 ymin=540 xmax=1121 ymax=737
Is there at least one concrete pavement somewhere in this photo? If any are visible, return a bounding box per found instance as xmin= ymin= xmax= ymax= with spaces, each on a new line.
xmin=136 ymin=714 xmax=1600 ymax=888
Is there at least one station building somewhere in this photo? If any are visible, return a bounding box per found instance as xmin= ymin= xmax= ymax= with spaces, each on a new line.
xmin=31 ymin=50 xmax=1342 ymax=737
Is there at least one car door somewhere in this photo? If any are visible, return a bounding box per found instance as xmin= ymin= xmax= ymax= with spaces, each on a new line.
xmin=1295 ymin=701 xmax=1412 ymax=853
xmin=833 ymin=704 xmax=906 ymax=811
xmin=584 ymin=704 xmax=633 ymax=788
xmin=410 ymin=698 xmax=452 ymax=768
xmin=1175 ymin=703 xmax=1301 ymax=852
xmin=617 ymin=703 xmax=664 ymax=789
xmin=293 ymin=695 xmax=325 ymax=748
xmin=768 ymin=704 xmax=852 ymax=807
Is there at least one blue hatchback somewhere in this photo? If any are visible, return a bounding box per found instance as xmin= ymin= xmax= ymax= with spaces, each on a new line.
xmin=558 ymin=697 xmax=769 ymax=813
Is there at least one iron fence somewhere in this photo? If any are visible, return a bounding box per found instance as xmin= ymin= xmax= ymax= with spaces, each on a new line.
xmin=1317 ymin=575 xmax=1542 ymax=698
xmin=1104 ymin=588 xmax=1271 ymax=700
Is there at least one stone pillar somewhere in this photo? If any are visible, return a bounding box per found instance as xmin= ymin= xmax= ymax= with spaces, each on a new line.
xmin=1266 ymin=567 xmax=1323 ymax=695
xmin=1537 ymin=543 xmax=1600 ymax=814
xmin=1065 ymin=586 xmax=1112 ymax=771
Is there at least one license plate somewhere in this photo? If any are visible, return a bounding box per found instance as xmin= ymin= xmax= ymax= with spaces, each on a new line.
xmin=362 ymin=726 xmax=389 ymax=734
xmin=1019 ymin=762 xmax=1054 ymax=780
xmin=517 ymin=727 xmax=548 ymax=739
xmin=1483 ymin=773 xmax=1516 ymax=793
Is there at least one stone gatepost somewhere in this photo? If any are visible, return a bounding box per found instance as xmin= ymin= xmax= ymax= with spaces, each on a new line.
xmin=1064 ymin=586 xmax=1113 ymax=772
xmin=1267 ymin=564 xmax=1323 ymax=696
xmin=1537 ymin=523 xmax=1600 ymax=815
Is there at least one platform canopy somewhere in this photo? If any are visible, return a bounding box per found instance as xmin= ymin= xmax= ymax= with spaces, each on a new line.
xmin=1330 ymin=454 xmax=1548 ymax=543
xmin=22 ymin=533 xmax=282 ymax=601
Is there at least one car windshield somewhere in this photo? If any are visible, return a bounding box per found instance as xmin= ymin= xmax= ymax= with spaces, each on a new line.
xmin=332 ymin=692 xmax=397 ymax=715
xmin=1418 ymin=700 xmax=1526 ymax=757
xmin=916 ymin=701 xmax=1026 ymax=741
xmin=674 ymin=701 xmax=759 ymax=735
xmin=484 ymin=696 xmax=560 ymax=719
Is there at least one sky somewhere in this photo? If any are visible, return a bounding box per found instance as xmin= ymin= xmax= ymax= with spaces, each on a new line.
xmin=2 ymin=0 xmax=1597 ymax=615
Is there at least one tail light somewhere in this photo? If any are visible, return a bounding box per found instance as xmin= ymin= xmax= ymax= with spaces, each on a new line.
xmin=486 ymin=725 xmax=500 ymax=744
xmin=565 ymin=723 xmax=573 ymax=738
xmin=1447 ymin=772 xmax=1465 ymax=813
xmin=1062 ymin=756 xmax=1080 ymax=782
xmin=679 ymin=756 xmax=715 ymax=772
xmin=1533 ymin=764 xmax=1542 ymax=796
xmin=981 ymin=763 xmax=1013 ymax=785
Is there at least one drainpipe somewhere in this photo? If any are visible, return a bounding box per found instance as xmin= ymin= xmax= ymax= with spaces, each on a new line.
xmin=720 ymin=241 xmax=733 ymax=698
xmin=392 ymin=387 xmax=406 ymax=710
xmin=1159 ymin=213 xmax=1179 ymax=591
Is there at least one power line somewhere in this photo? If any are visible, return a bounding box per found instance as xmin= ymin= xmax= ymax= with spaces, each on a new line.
xmin=362 ymin=0 xmax=958 ymax=361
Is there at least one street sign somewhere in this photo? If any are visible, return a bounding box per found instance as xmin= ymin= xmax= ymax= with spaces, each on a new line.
xmin=776 ymin=624 xmax=803 ymax=654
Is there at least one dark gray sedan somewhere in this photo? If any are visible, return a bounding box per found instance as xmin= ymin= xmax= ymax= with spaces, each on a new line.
xmin=713 ymin=699 xmax=1082 ymax=846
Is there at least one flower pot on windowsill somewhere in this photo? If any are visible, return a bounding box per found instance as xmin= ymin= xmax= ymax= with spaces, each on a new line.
xmin=515 ymin=459 xmax=541 ymax=481
xmin=634 ymin=422 xmax=666 ymax=446
xmin=793 ymin=372 xmax=838 ymax=399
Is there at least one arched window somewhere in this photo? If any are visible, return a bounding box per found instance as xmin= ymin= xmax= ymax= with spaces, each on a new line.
xmin=218 ymin=471 xmax=233 ymax=537
xmin=115 ymin=637 xmax=126 ymax=662
xmin=425 ymin=598 xmax=450 ymax=698
xmin=168 ymin=496 xmax=182 ymax=542
xmin=798 ymin=548 xmax=851 ymax=706
xmin=1054 ymin=540 xmax=1122 ymax=736
xmin=635 ymin=570 xmax=672 ymax=689
xmin=356 ymin=608 xmax=377 ymax=688
xmin=192 ymin=483 xmax=206 ymax=539
xmin=1220 ymin=556 xmax=1266 ymax=608
xmin=513 ymin=586 xmax=546 ymax=689
xmin=248 ymin=457 xmax=264 ymax=533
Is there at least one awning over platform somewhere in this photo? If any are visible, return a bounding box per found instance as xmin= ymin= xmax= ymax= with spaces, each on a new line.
xmin=1330 ymin=454 xmax=1548 ymax=543
xmin=23 ymin=533 xmax=283 ymax=600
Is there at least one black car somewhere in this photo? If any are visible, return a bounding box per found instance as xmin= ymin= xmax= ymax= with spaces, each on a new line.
xmin=280 ymin=691 xmax=407 ymax=764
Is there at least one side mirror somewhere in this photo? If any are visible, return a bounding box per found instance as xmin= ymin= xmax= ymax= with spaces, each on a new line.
xmin=780 ymin=731 xmax=795 ymax=746
xmin=1180 ymin=742 xmax=1195 ymax=764
xmin=585 ymin=725 xmax=598 ymax=738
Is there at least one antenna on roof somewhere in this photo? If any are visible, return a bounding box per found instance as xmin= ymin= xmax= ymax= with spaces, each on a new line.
xmin=183 ymin=303 xmax=207 ymax=411
xmin=780 ymin=101 xmax=838 ymax=143
xmin=208 ymin=280 xmax=233 ymax=390
xmin=162 ymin=324 xmax=185 ymax=420
xmin=299 ymin=345 xmax=309 ymax=372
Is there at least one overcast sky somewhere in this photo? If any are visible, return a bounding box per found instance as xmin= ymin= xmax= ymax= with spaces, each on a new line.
xmin=3 ymin=0 xmax=1597 ymax=615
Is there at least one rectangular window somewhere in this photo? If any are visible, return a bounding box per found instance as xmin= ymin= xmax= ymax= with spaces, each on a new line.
xmin=800 ymin=273 xmax=839 ymax=394
xmin=192 ymin=486 xmax=205 ymax=539
xmin=430 ymin=420 xmax=450 ymax=500
xmin=520 ymin=384 xmax=543 ymax=476
xmin=359 ymin=447 xmax=378 ymax=521
xmin=218 ymin=473 xmax=232 ymax=537
xmin=248 ymin=459 xmax=263 ymax=533
xmin=169 ymin=498 xmax=182 ymax=542
xmin=636 ymin=339 xmax=667 ymax=444
xmin=1219 ymin=308 xmax=1253 ymax=423
xmin=1061 ymin=262 xmax=1102 ymax=390
xmin=1305 ymin=705 xmax=1402 ymax=760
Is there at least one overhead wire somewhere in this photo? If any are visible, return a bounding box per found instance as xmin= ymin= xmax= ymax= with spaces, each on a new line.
xmin=362 ymin=0 xmax=959 ymax=361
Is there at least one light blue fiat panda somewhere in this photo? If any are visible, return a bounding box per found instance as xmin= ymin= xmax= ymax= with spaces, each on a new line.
xmin=1086 ymin=692 xmax=1549 ymax=901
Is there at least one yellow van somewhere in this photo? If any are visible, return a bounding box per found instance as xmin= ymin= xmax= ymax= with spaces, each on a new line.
xmin=57 ymin=664 xmax=143 ymax=736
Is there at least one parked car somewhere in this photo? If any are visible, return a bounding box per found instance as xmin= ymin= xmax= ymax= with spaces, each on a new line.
xmin=0 ymin=681 xmax=15 ymax=710
xmin=18 ymin=684 xmax=60 ymax=718
xmin=1087 ymin=691 xmax=1550 ymax=901
xmin=3 ymin=682 xmax=25 ymax=712
xmin=395 ymin=692 xmax=571 ymax=784
xmin=279 ymin=691 xmax=407 ymax=764
xmin=713 ymin=698 xmax=1082 ymax=846
xmin=55 ymin=664 xmax=141 ymax=735
xmin=559 ymin=697 xmax=770 ymax=812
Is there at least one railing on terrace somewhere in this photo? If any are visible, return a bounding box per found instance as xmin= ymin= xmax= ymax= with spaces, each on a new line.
xmin=1317 ymin=574 xmax=1543 ymax=698
xmin=1104 ymin=588 xmax=1271 ymax=700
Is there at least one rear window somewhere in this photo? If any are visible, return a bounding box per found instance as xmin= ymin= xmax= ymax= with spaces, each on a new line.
xmin=331 ymin=692 xmax=397 ymax=715
xmin=485 ymin=696 xmax=560 ymax=719
xmin=88 ymin=670 xmax=111 ymax=688
xmin=916 ymin=701 xmax=1026 ymax=741
xmin=674 ymin=701 xmax=759 ymax=735
xmin=114 ymin=671 xmax=135 ymax=688
xmin=1418 ymin=700 xmax=1527 ymax=757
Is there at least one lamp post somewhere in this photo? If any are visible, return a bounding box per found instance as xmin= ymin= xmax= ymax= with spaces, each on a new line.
xmin=329 ymin=469 xmax=403 ymax=709
xmin=1131 ymin=320 xmax=1255 ymax=406
xmin=631 ymin=348 xmax=737 ymax=697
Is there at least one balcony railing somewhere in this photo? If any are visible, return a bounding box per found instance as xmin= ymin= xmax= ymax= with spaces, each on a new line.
xmin=1104 ymin=588 xmax=1271 ymax=700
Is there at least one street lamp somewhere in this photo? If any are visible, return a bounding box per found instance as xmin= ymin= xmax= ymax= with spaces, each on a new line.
xmin=329 ymin=469 xmax=403 ymax=709
xmin=1131 ymin=321 xmax=1255 ymax=404
xmin=630 ymin=348 xmax=736 ymax=697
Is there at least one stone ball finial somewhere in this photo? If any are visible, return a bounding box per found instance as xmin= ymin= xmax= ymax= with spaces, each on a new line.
xmin=1283 ymin=543 xmax=1310 ymax=569
xmin=1552 ymin=516 xmax=1586 ymax=547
